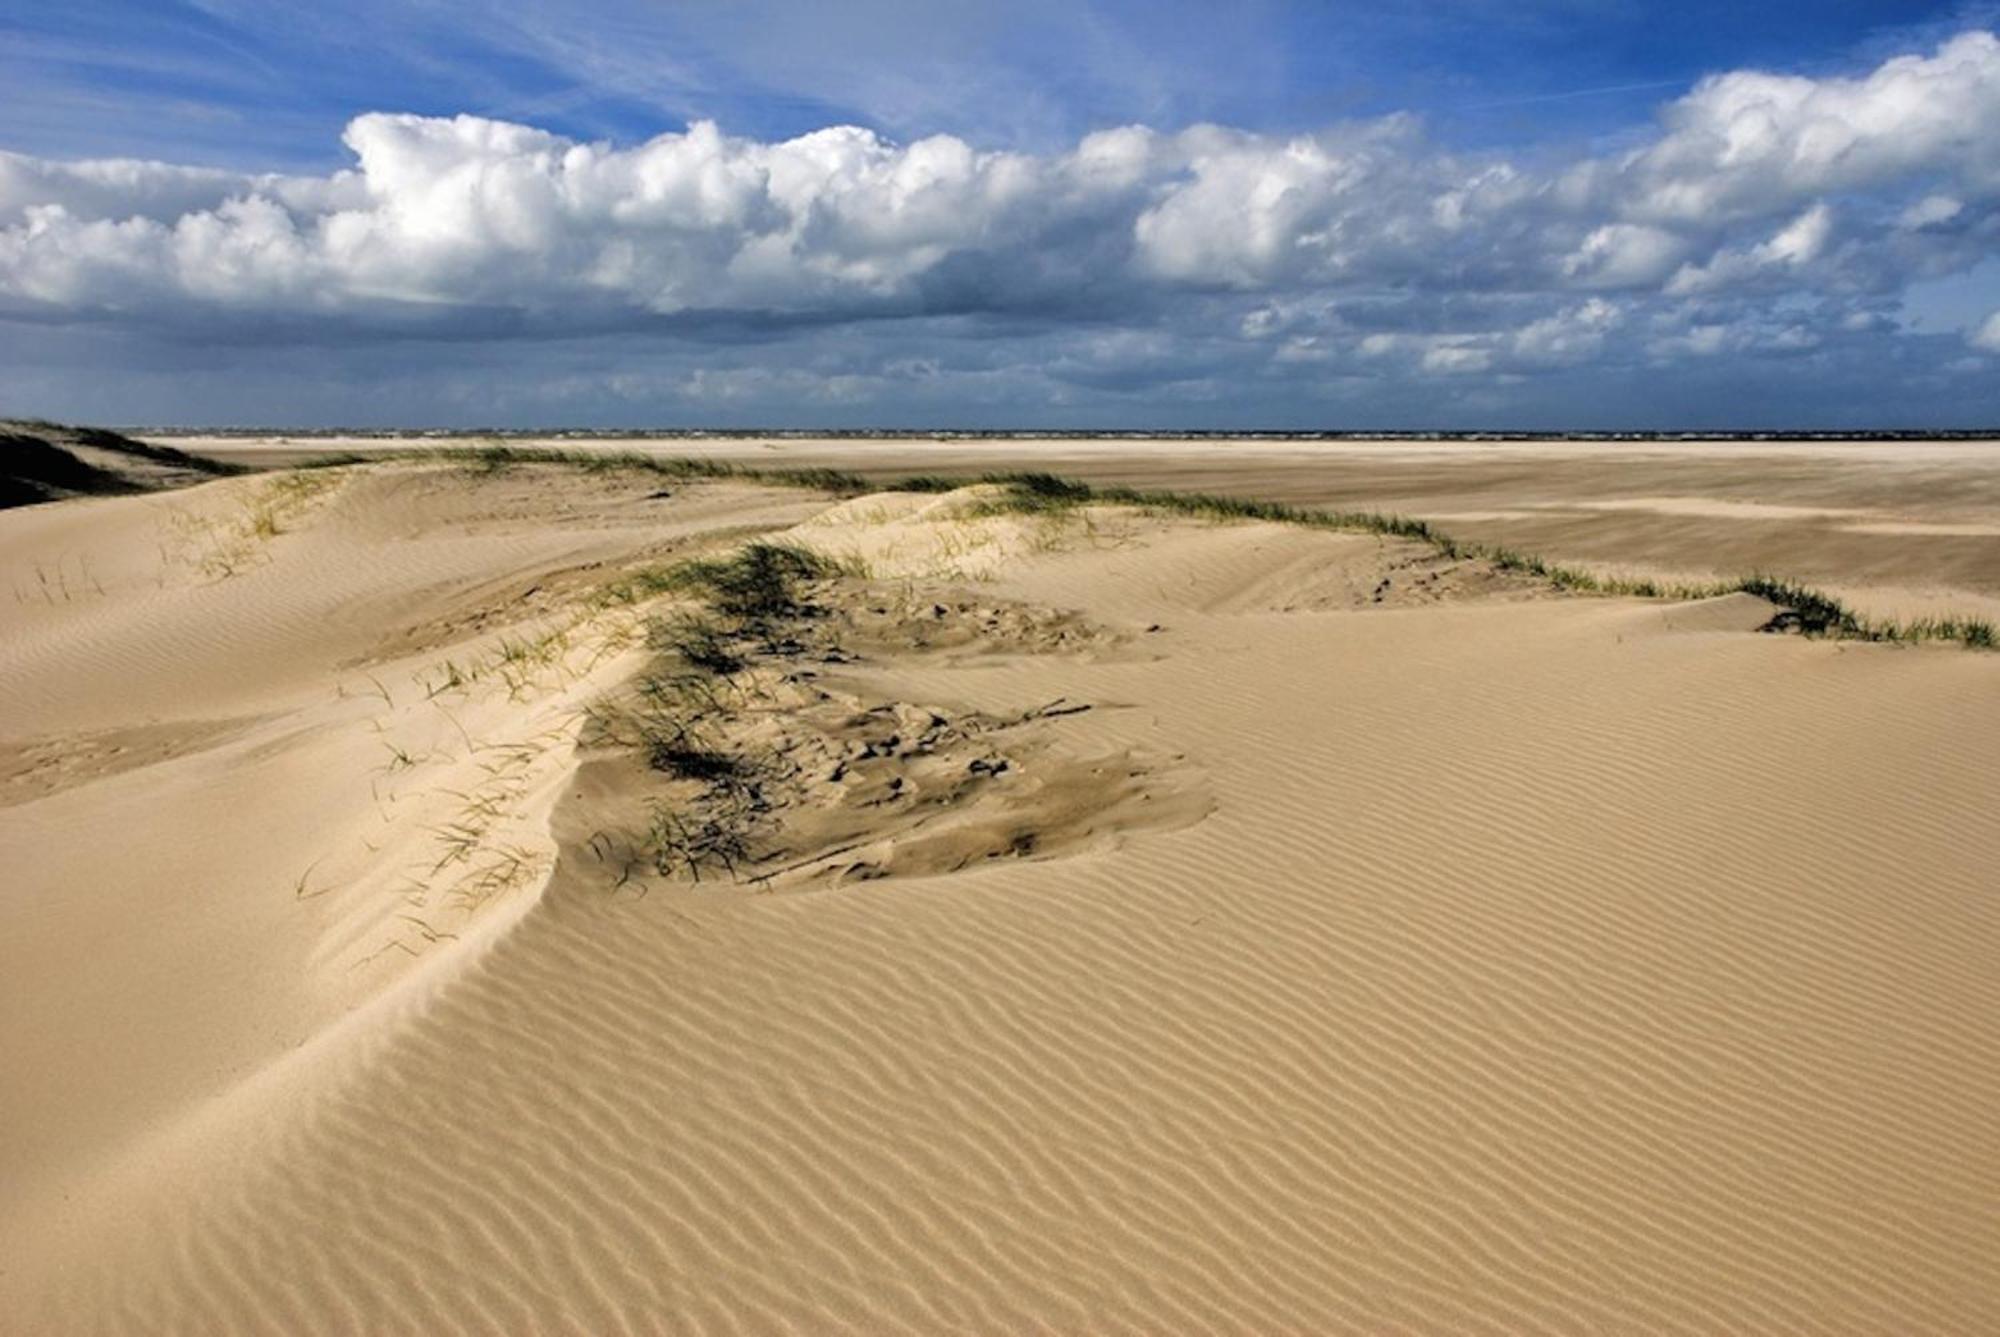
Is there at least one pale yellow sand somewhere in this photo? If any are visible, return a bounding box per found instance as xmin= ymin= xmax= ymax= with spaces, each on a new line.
xmin=4 ymin=449 xmax=1999 ymax=1333
xmin=181 ymin=432 xmax=2000 ymax=619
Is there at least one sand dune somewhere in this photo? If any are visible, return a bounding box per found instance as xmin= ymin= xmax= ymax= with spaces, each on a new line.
xmin=182 ymin=432 xmax=2000 ymax=621
xmin=5 ymin=453 xmax=1999 ymax=1332
xmin=2 ymin=421 xmax=239 ymax=510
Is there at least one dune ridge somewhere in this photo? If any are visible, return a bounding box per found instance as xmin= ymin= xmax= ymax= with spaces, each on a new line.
xmin=5 ymin=457 xmax=1999 ymax=1332
xmin=2 ymin=421 xmax=241 ymax=510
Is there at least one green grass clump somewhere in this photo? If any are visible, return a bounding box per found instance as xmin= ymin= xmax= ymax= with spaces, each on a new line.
xmin=664 ymin=542 xmax=831 ymax=625
xmin=1902 ymin=615 xmax=1997 ymax=648
xmin=649 ymin=614 xmax=745 ymax=675
xmin=988 ymin=472 xmax=1095 ymax=506
xmin=765 ymin=466 xmax=876 ymax=492
xmin=400 ymin=444 xmax=878 ymax=494
xmin=291 ymin=451 xmax=376 ymax=470
xmin=602 ymin=667 xmax=749 ymax=790
xmin=597 ymin=538 xmax=849 ymax=885
xmin=1724 ymin=579 xmax=1995 ymax=648
xmin=1735 ymin=576 xmax=1874 ymax=639
xmin=1022 ymin=477 xmax=1443 ymax=545
xmin=647 ymin=733 xmax=743 ymax=783
xmin=1484 ymin=552 xmax=1695 ymax=600
xmin=890 ymin=474 xmax=971 ymax=494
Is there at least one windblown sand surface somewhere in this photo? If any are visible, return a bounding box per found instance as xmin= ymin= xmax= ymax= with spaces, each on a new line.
xmin=186 ymin=433 xmax=2000 ymax=625
xmin=5 ymin=447 xmax=1999 ymax=1332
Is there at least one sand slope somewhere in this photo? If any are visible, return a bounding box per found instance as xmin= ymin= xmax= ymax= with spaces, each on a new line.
xmin=2 ymin=421 xmax=238 ymax=510
xmin=5 ymin=462 xmax=1999 ymax=1333
xmin=178 ymin=433 xmax=2000 ymax=623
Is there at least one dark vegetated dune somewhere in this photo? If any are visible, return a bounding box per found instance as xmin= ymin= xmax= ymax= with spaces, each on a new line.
xmin=0 ymin=419 xmax=241 ymax=509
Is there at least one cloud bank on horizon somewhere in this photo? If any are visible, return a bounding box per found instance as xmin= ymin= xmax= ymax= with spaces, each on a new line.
xmin=5 ymin=18 xmax=2000 ymax=426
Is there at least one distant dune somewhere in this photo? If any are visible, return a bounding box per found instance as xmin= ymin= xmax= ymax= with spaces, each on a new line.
xmin=0 ymin=420 xmax=240 ymax=510
xmin=4 ymin=441 xmax=1998 ymax=1332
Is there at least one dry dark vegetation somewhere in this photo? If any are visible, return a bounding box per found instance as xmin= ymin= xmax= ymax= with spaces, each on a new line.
xmin=1 ymin=420 xmax=242 ymax=508
xmin=575 ymin=542 xmax=1198 ymax=891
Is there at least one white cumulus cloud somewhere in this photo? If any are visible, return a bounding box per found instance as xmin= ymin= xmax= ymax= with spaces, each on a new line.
xmin=1973 ymin=310 xmax=2000 ymax=352
xmin=1667 ymin=203 xmax=1837 ymax=295
xmin=1605 ymin=30 xmax=2000 ymax=224
xmin=1 ymin=27 xmax=1999 ymax=410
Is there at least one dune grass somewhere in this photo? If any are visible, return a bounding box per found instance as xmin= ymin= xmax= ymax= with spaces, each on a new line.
xmin=649 ymin=614 xmax=746 ymax=676
xmin=584 ymin=541 xmax=844 ymax=883
xmin=659 ymin=542 xmax=833 ymax=625
xmin=67 ymin=426 xmax=249 ymax=477
xmin=4 ymin=420 xmax=248 ymax=479
xmin=295 ymin=444 xmax=1996 ymax=650
xmin=959 ymin=475 xmax=1993 ymax=649
xmin=377 ymin=443 xmax=879 ymax=494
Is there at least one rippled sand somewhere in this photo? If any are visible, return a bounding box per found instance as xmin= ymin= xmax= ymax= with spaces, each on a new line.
xmin=5 ymin=445 xmax=1998 ymax=1333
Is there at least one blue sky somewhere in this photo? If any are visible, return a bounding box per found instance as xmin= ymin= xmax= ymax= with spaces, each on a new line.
xmin=4 ymin=0 xmax=2000 ymax=426
xmin=6 ymin=1 xmax=1982 ymax=165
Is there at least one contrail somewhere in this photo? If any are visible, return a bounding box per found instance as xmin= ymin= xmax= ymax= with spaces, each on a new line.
xmin=1455 ymin=77 xmax=1692 ymax=111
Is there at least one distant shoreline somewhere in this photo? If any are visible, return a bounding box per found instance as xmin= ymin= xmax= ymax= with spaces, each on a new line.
xmin=132 ymin=427 xmax=2000 ymax=442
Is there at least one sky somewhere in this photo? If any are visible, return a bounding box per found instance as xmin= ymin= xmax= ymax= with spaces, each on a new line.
xmin=4 ymin=0 xmax=2000 ymax=428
